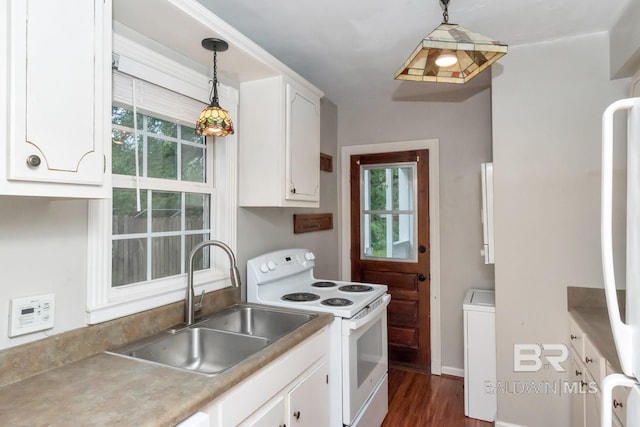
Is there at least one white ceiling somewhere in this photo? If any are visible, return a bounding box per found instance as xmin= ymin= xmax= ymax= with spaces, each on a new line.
xmin=196 ymin=0 xmax=631 ymax=107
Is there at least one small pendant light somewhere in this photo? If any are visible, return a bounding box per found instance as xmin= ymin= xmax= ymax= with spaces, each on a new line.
xmin=395 ymin=0 xmax=508 ymax=84
xmin=196 ymin=38 xmax=234 ymax=137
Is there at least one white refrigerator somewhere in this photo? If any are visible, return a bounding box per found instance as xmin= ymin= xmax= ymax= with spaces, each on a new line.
xmin=601 ymin=96 xmax=640 ymax=426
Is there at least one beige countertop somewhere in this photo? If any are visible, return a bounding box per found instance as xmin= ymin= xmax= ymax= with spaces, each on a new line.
xmin=0 ymin=312 xmax=333 ymax=427
xmin=569 ymin=307 xmax=621 ymax=373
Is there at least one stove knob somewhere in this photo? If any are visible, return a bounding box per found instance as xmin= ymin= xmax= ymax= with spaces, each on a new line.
xmin=259 ymin=263 xmax=269 ymax=273
xmin=304 ymin=252 xmax=315 ymax=261
xmin=267 ymin=261 xmax=277 ymax=271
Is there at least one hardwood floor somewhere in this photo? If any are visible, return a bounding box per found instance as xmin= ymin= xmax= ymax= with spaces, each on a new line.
xmin=381 ymin=366 xmax=494 ymax=427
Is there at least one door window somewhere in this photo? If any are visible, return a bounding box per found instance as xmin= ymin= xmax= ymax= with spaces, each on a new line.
xmin=361 ymin=163 xmax=417 ymax=261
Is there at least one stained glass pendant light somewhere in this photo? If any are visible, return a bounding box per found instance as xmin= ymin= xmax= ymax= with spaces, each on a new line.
xmin=196 ymin=38 xmax=234 ymax=137
xmin=394 ymin=0 xmax=508 ymax=84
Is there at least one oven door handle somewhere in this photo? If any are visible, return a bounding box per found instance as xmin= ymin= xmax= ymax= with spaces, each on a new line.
xmin=348 ymin=294 xmax=391 ymax=331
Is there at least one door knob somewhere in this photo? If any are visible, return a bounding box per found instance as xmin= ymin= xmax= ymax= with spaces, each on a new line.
xmin=418 ymin=274 xmax=426 ymax=282
xmin=419 ymin=245 xmax=426 ymax=253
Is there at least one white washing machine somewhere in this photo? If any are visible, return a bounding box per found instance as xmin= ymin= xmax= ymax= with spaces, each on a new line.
xmin=463 ymin=288 xmax=496 ymax=422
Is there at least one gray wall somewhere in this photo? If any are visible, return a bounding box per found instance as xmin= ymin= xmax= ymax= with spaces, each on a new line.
xmin=338 ymin=89 xmax=495 ymax=372
xmin=0 ymin=197 xmax=88 ymax=349
xmin=491 ymin=32 xmax=630 ymax=426
xmin=236 ymin=98 xmax=340 ymax=288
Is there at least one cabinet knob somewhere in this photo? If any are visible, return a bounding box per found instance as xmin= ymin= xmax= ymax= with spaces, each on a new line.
xmin=613 ymin=399 xmax=624 ymax=408
xmin=575 ymin=369 xmax=582 ymax=377
xmin=291 ymin=187 xmax=297 ymax=194
xmin=580 ymin=381 xmax=588 ymax=388
xmin=26 ymin=155 xmax=41 ymax=168
xmin=585 ymin=356 xmax=593 ymax=364
xmin=570 ymin=334 xmax=577 ymax=340
xmin=293 ymin=411 xmax=301 ymax=420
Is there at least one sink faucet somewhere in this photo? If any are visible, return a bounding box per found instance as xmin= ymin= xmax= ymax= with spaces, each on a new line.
xmin=186 ymin=240 xmax=241 ymax=326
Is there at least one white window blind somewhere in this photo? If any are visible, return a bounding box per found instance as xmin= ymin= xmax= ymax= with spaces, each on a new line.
xmin=112 ymin=71 xmax=206 ymax=126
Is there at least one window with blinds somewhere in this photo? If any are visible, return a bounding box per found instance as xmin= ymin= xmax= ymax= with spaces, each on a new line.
xmin=110 ymin=71 xmax=214 ymax=287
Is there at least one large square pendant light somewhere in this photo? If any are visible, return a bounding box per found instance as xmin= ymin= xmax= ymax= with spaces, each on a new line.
xmin=395 ymin=0 xmax=508 ymax=84
xmin=196 ymin=38 xmax=234 ymax=137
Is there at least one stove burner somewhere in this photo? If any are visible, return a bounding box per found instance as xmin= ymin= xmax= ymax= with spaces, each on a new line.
xmin=339 ymin=284 xmax=374 ymax=293
xmin=281 ymin=292 xmax=320 ymax=302
xmin=321 ymin=298 xmax=354 ymax=307
xmin=311 ymin=281 xmax=337 ymax=288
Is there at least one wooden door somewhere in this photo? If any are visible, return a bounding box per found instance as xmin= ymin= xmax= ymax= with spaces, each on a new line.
xmin=350 ymin=150 xmax=430 ymax=370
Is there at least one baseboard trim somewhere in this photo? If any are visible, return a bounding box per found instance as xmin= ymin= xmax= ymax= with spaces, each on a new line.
xmin=441 ymin=366 xmax=464 ymax=377
xmin=495 ymin=421 xmax=526 ymax=427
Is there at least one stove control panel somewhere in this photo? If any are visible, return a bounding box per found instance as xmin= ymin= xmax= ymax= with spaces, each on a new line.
xmin=247 ymin=249 xmax=316 ymax=286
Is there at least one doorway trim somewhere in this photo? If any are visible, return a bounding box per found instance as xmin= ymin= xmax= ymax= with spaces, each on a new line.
xmin=340 ymin=138 xmax=441 ymax=375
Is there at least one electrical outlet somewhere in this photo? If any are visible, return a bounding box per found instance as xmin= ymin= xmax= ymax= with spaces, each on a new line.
xmin=9 ymin=294 xmax=55 ymax=337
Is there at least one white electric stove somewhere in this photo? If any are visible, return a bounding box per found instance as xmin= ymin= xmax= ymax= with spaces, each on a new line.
xmin=247 ymin=248 xmax=390 ymax=427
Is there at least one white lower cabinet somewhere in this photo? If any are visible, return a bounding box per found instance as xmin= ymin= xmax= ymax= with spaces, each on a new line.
xmin=197 ymin=327 xmax=329 ymax=427
xmin=240 ymin=396 xmax=285 ymax=427
xmin=569 ymin=314 xmax=628 ymax=427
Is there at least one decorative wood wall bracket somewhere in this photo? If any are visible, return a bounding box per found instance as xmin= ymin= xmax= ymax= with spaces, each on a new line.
xmin=293 ymin=213 xmax=333 ymax=233
xmin=320 ymin=153 xmax=333 ymax=172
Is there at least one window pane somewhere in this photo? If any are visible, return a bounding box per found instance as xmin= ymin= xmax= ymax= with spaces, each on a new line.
xmin=112 ymin=129 xmax=142 ymax=176
xmin=393 ymin=167 xmax=415 ymax=211
xmin=148 ymin=137 xmax=177 ymax=179
xmin=146 ymin=115 xmax=177 ymax=138
xmin=111 ymin=106 xmax=142 ymax=128
xmin=185 ymin=233 xmax=211 ymax=272
xmin=152 ymin=191 xmax=181 ymax=232
xmin=151 ymin=236 xmax=181 ymax=279
xmin=112 ymin=238 xmax=147 ymax=286
xmin=186 ymin=193 xmax=209 ymax=230
xmin=182 ymin=144 xmax=205 ymax=183
xmin=181 ymin=125 xmax=204 ymax=144
xmin=112 ymin=189 xmax=147 ymax=235
xmin=365 ymin=169 xmax=387 ymax=211
xmin=362 ymin=214 xmax=415 ymax=260
xmin=364 ymin=165 xmax=415 ymax=211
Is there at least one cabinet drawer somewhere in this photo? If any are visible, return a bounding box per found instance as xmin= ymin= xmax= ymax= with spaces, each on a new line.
xmin=584 ymin=368 xmax=601 ymax=427
xmin=612 ymin=385 xmax=629 ymax=426
xmin=569 ymin=315 xmax=585 ymax=357
xmin=583 ymin=336 xmax=605 ymax=385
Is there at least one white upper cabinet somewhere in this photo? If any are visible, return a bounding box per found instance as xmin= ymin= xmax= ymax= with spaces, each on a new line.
xmin=1 ymin=0 xmax=111 ymax=197
xmin=239 ymin=76 xmax=321 ymax=207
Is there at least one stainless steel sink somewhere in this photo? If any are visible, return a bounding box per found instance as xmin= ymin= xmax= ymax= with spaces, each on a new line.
xmin=107 ymin=304 xmax=317 ymax=376
xmin=195 ymin=304 xmax=316 ymax=341
xmin=109 ymin=327 xmax=270 ymax=376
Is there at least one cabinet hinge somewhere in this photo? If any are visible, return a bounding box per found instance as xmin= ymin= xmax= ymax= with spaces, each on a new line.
xmin=326 ymin=374 xmax=329 ymax=384
xmin=417 ymin=155 xmax=420 ymax=162
xmin=112 ymin=53 xmax=120 ymax=70
xmin=104 ymin=155 xmax=107 ymax=173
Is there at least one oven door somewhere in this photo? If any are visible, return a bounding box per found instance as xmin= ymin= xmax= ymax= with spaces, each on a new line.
xmin=342 ymin=294 xmax=391 ymax=425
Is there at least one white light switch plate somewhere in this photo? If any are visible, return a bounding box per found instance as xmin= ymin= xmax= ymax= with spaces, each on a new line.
xmin=9 ymin=293 xmax=55 ymax=337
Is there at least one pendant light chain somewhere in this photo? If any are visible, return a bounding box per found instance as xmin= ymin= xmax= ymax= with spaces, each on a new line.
xmin=441 ymin=0 xmax=449 ymax=23
xmin=211 ymin=48 xmax=220 ymax=107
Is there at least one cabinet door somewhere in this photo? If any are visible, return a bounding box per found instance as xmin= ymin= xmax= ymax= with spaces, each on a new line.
xmin=287 ymin=360 xmax=328 ymax=426
xmin=584 ymin=370 xmax=601 ymax=427
xmin=285 ymin=83 xmax=320 ymax=202
xmin=240 ymin=395 xmax=286 ymax=427
xmin=8 ymin=0 xmax=108 ymax=187
xmin=570 ymin=357 xmax=586 ymax=427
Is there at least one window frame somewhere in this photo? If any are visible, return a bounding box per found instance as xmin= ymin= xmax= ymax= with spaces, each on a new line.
xmin=86 ymin=34 xmax=238 ymax=324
